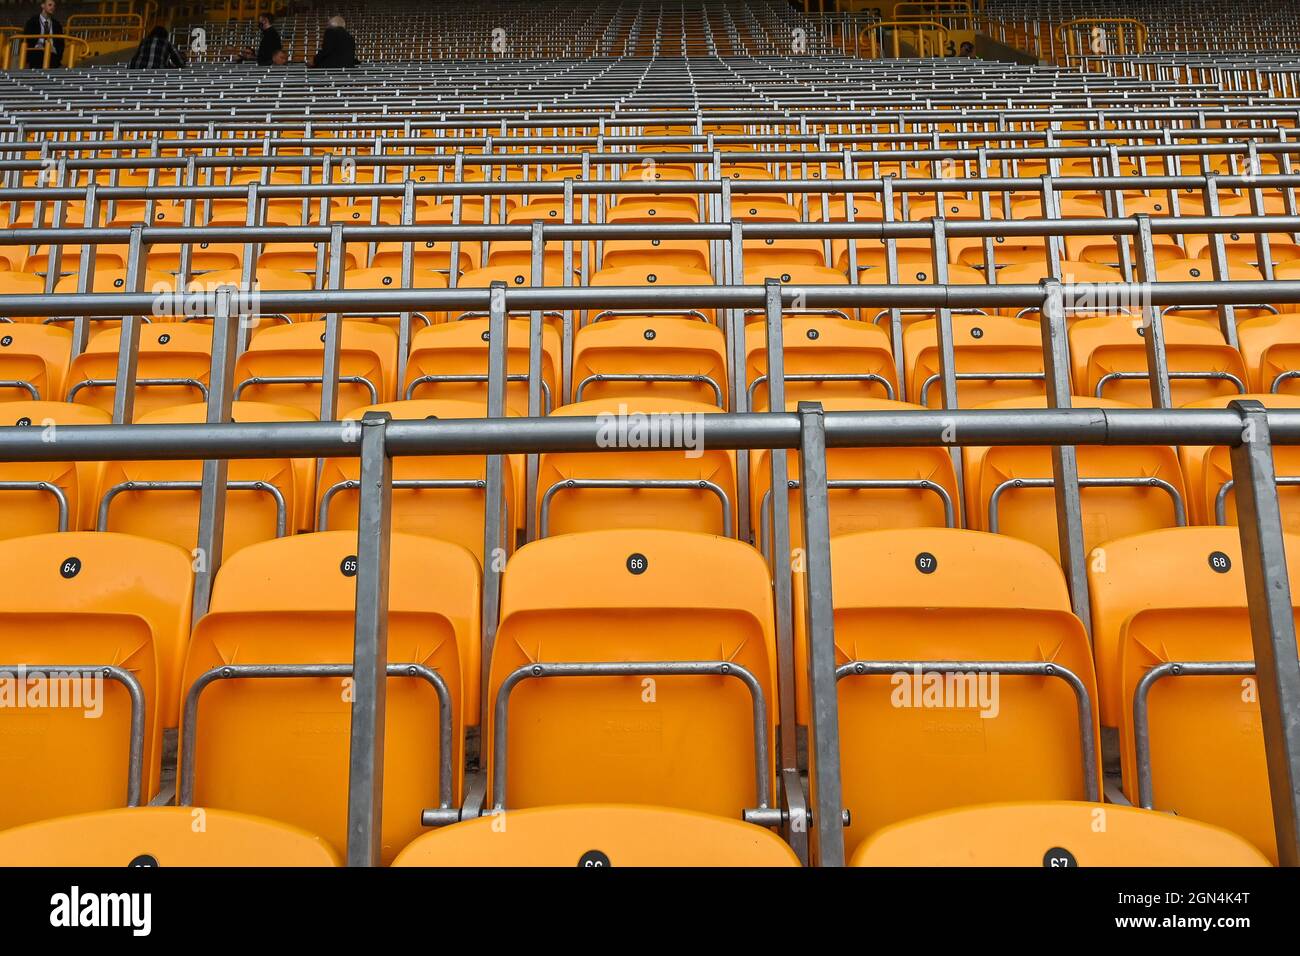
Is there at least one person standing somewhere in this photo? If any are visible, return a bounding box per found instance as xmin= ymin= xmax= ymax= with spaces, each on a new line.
xmin=128 ymin=25 xmax=186 ymax=69
xmin=238 ymin=13 xmax=282 ymax=65
xmin=23 ymin=0 xmax=64 ymax=69
xmin=312 ymin=16 xmax=357 ymax=68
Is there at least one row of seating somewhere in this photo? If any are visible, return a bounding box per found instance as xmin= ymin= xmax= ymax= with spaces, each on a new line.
xmin=5 ymin=263 xmax=1300 ymax=416
xmin=0 ymin=522 xmax=1289 ymax=863
xmin=2 ymin=13 xmax=1298 ymax=867
xmin=0 ymin=389 xmax=1294 ymax=563
xmin=0 ymin=802 xmax=1269 ymax=867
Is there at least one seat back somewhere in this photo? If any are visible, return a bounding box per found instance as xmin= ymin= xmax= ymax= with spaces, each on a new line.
xmin=797 ymin=529 xmax=1100 ymax=858
xmin=403 ymin=317 xmax=560 ymax=408
xmin=0 ymin=401 xmax=110 ymax=536
xmin=183 ymin=531 xmax=478 ymax=864
xmin=66 ymin=322 xmax=213 ymax=420
xmin=97 ymin=403 xmax=297 ymax=560
xmin=1120 ymin=603 xmax=1298 ymax=864
xmin=234 ymin=320 xmax=397 ymax=415
xmin=539 ymin=399 xmax=735 ymax=537
xmin=1086 ymin=526 xmax=1300 ymax=728
xmin=0 ymin=323 xmax=72 ymax=402
xmin=488 ymin=529 xmax=776 ymax=819
xmin=744 ymin=317 xmax=896 ymax=410
xmin=966 ymin=397 xmax=1186 ymax=559
xmin=572 ymin=315 xmax=728 ymax=406
xmin=318 ymin=398 xmax=519 ymax=564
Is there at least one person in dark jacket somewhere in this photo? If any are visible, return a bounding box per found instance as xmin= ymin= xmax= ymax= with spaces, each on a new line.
xmin=22 ymin=0 xmax=64 ymax=69
xmin=238 ymin=14 xmax=282 ymax=65
xmin=312 ymin=16 xmax=357 ymax=68
xmin=128 ymin=26 xmax=186 ymax=69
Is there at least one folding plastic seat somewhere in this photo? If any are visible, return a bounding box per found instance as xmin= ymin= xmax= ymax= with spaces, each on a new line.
xmin=403 ymin=317 xmax=560 ymax=410
xmin=992 ymin=260 xmax=1124 ymax=317
xmin=730 ymin=197 xmax=800 ymax=224
xmin=794 ymin=528 xmax=1100 ymax=858
xmin=0 ymin=400 xmax=109 ymax=536
xmin=182 ymin=531 xmax=478 ymax=863
xmin=743 ymin=314 xmax=896 ymax=411
xmin=318 ymin=398 xmax=520 ymax=565
xmin=186 ymin=266 xmax=319 ymax=326
xmin=393 ymin=804 xmax=799 ymax=867
xmin=964 ymin=395 xmax=1186 ymax=560
xmin=850 ymin=801 xmax=1270 ymax=866
xmin=341 ymin=266 xmax=447 ymax=329
xmin=1157 ymin=259 xmax=1268 ymax=320
xmin=1183 ymin=231 xmax=1300 ymax=268
xmin=537 ymin=398 xmax=734 ymax=537
xmin=370 ymin=204 xmax=481 ymax=274
xmin=751 ymin=396 xmax=959 ymax=579
xmin=451 ymin=264 xmax=577 ymax=335
xmin=740 ymin=263 xmax=850 ymax=319
xmin=486 ymin=529 xmax=776 ymax=819
xmin=234 ymin=319 xmax=397 ymax=416
xmin=307 ymin=200 xmax=404 ymax=226
xmin=1237 ymin=312 xmax=1300 ymax=395
xmin=209 ymin=201 xmax=302 ymax=228
xmin=51 ymin=268 xmax=178 ymax=335
xmin=1087 ymin=526 xmax=1300 ymax=863
xmin=597 ymin=235 xmax=711 ymax=271
xmin=1176 ymin=393 xmax=1300 ymax=526
xmin=95 ymin=401 xmax=297 ymax=559
xmin=256 ymin=241 xmax=362 ymax=274
xmin=0 ymin=531 xmax=193 ymax=829
xmin=605 ymin=196 xmax=699 ymax=225
xmin=148 ymin=238 xmax=245 ymax=275
xmin=1068 ymin=313 xmax=1248 ymax=406
xmin=0 ymin=322 xmax=71 ymax=402
xmin=858 ymin=260 xmax=986 ymax=322
xmin=0 ymin=807 xmax=342 ymax=867
xmin=25 ymin=243 xmax=129 ymax=277
xmin=721 ymin=163 xmax=772 ymax=182
xmin=1063 ymin=189 xmax=1182 ymax=261
xmin=63 ymin=322 xmax=212 ymax=421
xmin=904 ymin=314 xmax=1045 ymax=408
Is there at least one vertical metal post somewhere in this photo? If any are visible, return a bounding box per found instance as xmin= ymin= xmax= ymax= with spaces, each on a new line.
xmin=729 ymin=219 xmax=750 ymax=544
xmin=525 ymin=221 xmax=545 ymax=542
xmin=480 ymin=282 xmax=509 ymax=726
xmin=345 ymin=410 xmax=393 ymax=868
xmin=1041 ymin=279 xmax=1092 ymax=635
xmin=319 ymin=223 xmax=347 ymax=422
xmin=797 ymin=401 xmax=844 ymax=867
xmin=191 ymin=287 xmax=238 ymax=628
xmin=561 ymin=178 xmax=575 ymax=402
xmin=1202 ymin=178 xmax=1241 ymax=349
xmin=1229 ymin=399 xmax=1300 ymax=867
xmin=764 ymin=280 xmax=799 ymax=778
xmin=1133 ymin=214 xmax=1175 ymax=408
xmin=68 ymin=181 xmax=99 ymax=358
xmin=395 ymin=179 xmax=416 ymax=388
xmin=111 ymin=224 xmax=146 ymax=424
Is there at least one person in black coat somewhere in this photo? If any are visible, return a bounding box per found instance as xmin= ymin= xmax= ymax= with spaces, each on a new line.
xmin=238 ymin=14 xmax=283 ymax=65
xmin=312 ymin=16 xmax=357 ymax=68
xmin=22 ymin=0 xmax=64 ymax=69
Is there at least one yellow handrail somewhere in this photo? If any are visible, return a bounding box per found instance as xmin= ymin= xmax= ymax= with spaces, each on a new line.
xmin=860 ymin=20 xmax=950 ymax=58
xmin=1056 ymin=17 xmax=1147 ymax=67
xmin=895 ymin=0 xmax=974 ymax=29
xmin=3 ymin=34 xmax=91 ymax=69
xmin=67 ymin=13 xmax=145 ymax=49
